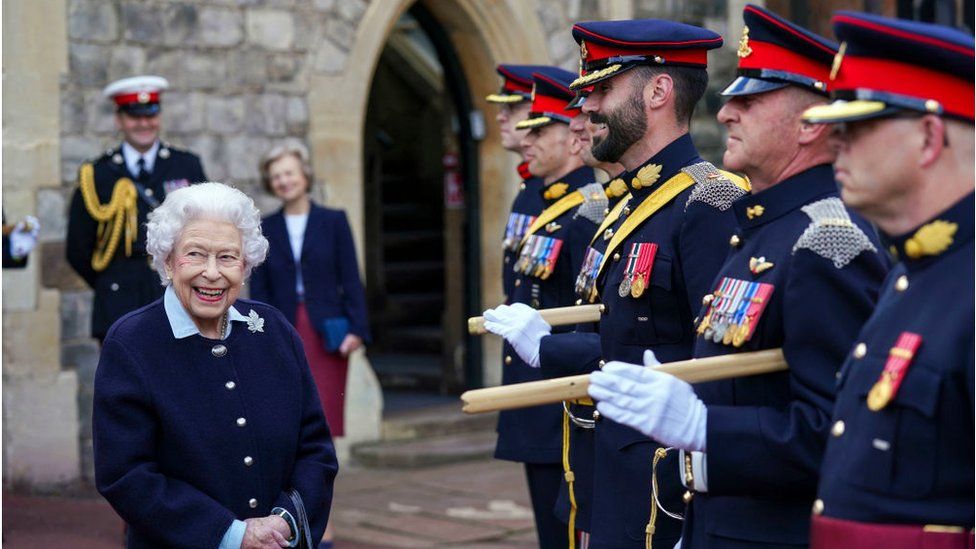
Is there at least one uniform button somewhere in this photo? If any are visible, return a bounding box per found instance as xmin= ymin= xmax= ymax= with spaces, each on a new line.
xmin=592 ymin=409 xmax=601 ymax=421
xmin=683 ymin=491 xmax=694 ymax=504
xmin=505 ymin=355 xmax=512 ymax=365
xmin=145 ymin=188 xmax=154 ymax=197
xmin=729 ymin=235 xmax=741 ymax=247
xmin=236 ymin=417 xmax=247 ymax=428
xmin=598 ymin=304 xmax=606 ymax=314
xmin=514 ymin=279 xmax=521 ymax=287
xmin=853 ymin=343 xmax=866 ymax=359
xmin=835 ymin=370 xmax=842 ymax=380
xmin=225 ymin=381 xmax=236 ymax=390
xmin=702 ymin=294 xmax=714 ymax=306
xmin=504 ymin=256 xmax=510 ymax=264
xmin=613 ymin=253 xmax=621 ymax=261
xmin=598 ymin=360 xmax=606 ymax=369
xmin=812 ymin=499 xmax=824 ymax=515
xmin=212 ymin=344 xmax=227 ymax=358
xmin=623 ymin=207 xmax=631 ymax=216
xmin=249 ymin=498 xmax=258 ymax=509
xmin=244 ymin=456 xmax=254 ymax=466
xmin=520 ymin=183 xmax=526 ymax=191
xmin=110 ymin=283 xmax=120 ymax=291
xmin=831 ymin=420 xmax=845 ymax=437
xmin=575 ymin=299 xmax=583 ymax=305
xmin=894 ymin=275 xmax=909 ymax=292
xmin=603 ymin=208 xmax=610 ymax=216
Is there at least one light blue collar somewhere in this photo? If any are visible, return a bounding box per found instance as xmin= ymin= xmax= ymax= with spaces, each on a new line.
xmin=164 ymin=285 xmax=248 ymax=339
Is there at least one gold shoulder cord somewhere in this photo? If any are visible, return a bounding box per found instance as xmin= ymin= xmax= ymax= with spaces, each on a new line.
xmin=646 ymin=447 xmax=683 ymax=549
xmin=561 ymin=410 xmax=578 ymax=549
xmin=78 ymin=163 xmax=138 ymax=272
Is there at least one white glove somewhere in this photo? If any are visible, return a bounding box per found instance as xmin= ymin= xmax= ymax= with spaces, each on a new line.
xmin=588 ymin=350 xmax=707 ymax=452
xmin=482 ymin=302 xmax=551 ymax=368
xmin=9 ymin=215 xmax=39 ymax=260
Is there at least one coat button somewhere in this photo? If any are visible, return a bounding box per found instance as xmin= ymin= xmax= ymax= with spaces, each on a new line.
xmin=613 ymin=253 xmax=621 ymax=261
xmin=505 ymin=355 xmax=512 ymax=365
xmin=225 ymin=381 xmax=236 ymax=390
xmin=244 ymin=456 xmax=254 ymax=466
xmin=212 ymin=345 xmax=227 ymax=357
xmin=852 ymin=343 xmax=866 ymax=359
xmin=249 ymin=498 xmax=258 ymax=509
xmin=598 ymin=360 xmax=605 ymax=369
xmin=729 ymin=235 xmax=741 ymax=247
xmin=576 ymin=299 xmax=583 ymax=305
xmin=831 ymin=420 xmax=845 ymax=437
xmin=504 ymin=256 xmax=510 ymax=264
xmin=145 ymin=188 xmax=154 ymax=197
xmin=812 ymin=499 xmax=824 ymax=515
xmin=623 ymin=207 xmax=631 ymax=216
xmin=702 ymin=294 xmax=714 ymax=306
xmin=236 ymin=417 xmax=247 ymax=427
xmin=520 ymin=183 xmax=526 ymax=191
xmin=894 ymin=275 xmax=909 ymax=292
xmin=514 ymin=279 xmax=521 ymax=287
xmin=592 ymin=409 xmax=601 ymax=421
xmin=683 ymin=491 xmax=694 ymax=504
xmin=110 ymin=283 xmax=120 ymax=291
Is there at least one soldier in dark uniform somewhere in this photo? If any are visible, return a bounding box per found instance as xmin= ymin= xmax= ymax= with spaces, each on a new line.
xmin=487 ymin=64 xmax=553 ymax=304
xmin=800 ymin=13 xmax=974 ymax=547
xmin=482 ymin=67 xmax=596 ymax=549
xmin=586 ymin=7 xmax=889 ymax=547
xmin=487 ymin=20 xmax=749 ymax=548
xmin=66 ymin=75 xmax=207 ymax=340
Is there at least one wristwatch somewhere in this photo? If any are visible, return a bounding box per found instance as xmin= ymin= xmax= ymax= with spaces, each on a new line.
xmin=271 ymin=507 xmax=298 ymax=545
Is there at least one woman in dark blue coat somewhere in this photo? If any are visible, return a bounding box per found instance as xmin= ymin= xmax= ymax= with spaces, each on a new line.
xmin=93 ymin=182 xmax=338 ymax=548
xmin=250 ymin=144 xmax=371 ymax=441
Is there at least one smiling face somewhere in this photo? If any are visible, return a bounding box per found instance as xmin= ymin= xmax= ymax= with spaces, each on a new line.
xmin=267 ymin=153 xmax=310 ymax=205
xmin=166 ymin=218 xmax=245 ymax=337
xmin=116 ymin=112 xmax=161 ymax=153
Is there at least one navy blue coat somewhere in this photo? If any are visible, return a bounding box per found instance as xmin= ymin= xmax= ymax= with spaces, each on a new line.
xmin=495 ymin=165 xmax=595 ymax=464
xmin=538 ymin=134 xmax=747 ymax=548
xmin=250 ymin=203 xmax=371 ymax=341
xmin=682 ymin=165 xmax=888 ymax=548
xmin=817 ymin=193 xmax=974 ymax=529
xmin=66 ymin=143 xmax=207 ymax=338
xmin=502 ymin=164 xmax=547 ymax=303
xmin=93 ymin=299 xmax=338 ymax=548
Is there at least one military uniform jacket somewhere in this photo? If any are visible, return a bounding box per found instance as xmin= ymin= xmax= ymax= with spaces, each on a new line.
xmin=682 ymin=165 xmax=888 ymax=548
xmin=93 ymin=299 xmax=338 ymax=548
xmin=66 ymin=143 xmax=206 ymax=338
xmin=494 ymin=165 xmax=595 ymax=464
xmin=502 ymin=162 xmax=546 ymax=303
xmin=538 ymin=134 xmax=747 ymax=548
xmin=817 ymin=193 xmax=974 ymax=530
xmin=250 ymin=203 xmax=371 ymax=341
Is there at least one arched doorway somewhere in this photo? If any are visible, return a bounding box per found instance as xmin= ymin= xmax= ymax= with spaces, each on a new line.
xmin=363 ymin=4 xmax=480 ymax=406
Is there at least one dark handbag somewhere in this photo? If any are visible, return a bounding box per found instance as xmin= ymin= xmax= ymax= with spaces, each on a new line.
xmin=287 ymin=489 xmax=314 ymax=549
xmin=317 ymin=317 xmax=350 ymax=353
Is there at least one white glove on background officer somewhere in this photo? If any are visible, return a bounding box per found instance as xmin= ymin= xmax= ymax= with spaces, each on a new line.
xmin=588 ymin=349 xmax=708 ymax=452
xmin=9 ymin=215 xmax=40 ymax=260
xmin=482 ymin=302 xmax=551 ymax=368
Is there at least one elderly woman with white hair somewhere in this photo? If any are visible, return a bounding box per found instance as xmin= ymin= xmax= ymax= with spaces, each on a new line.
xmin=92 ymin=182 xmax=338 ymax=549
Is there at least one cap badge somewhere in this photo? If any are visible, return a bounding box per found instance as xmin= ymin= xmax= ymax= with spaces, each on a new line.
xmin=137 ymin=91 xmax=151 ymax=104
xmin=904 ymin=219 xmax=957 ymax=259
xmin=830 ymin=42 xmax=847 ymax=81
xmin=530 ymin=84 xmax=537 ymax=103
xmin=631 ymin=164 xmax=662 ymax=190
xmin=580 ymin=40 xmax=588 ymax=63
xmin=737 ymin=26 xmax=753 ymax=58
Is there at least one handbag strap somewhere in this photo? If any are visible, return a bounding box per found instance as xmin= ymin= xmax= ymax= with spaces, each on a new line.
xmin=288 ymin=489 xmax=314 ymax=549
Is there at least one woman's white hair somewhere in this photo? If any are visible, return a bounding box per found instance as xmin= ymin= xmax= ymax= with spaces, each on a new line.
xmin=146 ymin=182 xmax=269 ymax=285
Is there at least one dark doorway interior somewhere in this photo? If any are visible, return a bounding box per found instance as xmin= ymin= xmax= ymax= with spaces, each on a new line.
xmin=363 ymin=4 xmax=481 ymax=413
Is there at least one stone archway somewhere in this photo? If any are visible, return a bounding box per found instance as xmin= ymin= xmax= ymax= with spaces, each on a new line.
xmin=307 ymin=0 xmax=550 ymax=453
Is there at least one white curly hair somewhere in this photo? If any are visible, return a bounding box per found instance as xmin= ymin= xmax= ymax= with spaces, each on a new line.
xmin=146 ymin=182 xmax=269 ymax=285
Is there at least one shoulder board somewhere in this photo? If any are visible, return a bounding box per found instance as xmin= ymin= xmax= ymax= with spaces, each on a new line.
xmin=682 ymin=161 xmax=750 ymax=211
xmin=792 ymin=197 xmax=877 ymax=269
xmin=575 ymin=182 xmax=609 ymax=224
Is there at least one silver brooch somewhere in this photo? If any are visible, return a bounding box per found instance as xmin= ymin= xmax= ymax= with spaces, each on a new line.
xmin=246 ymin=309 xmax=265 ymax=333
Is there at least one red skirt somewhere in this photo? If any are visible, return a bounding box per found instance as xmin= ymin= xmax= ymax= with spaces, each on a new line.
xmin=294 ymin=303 xmax=348 ymax=437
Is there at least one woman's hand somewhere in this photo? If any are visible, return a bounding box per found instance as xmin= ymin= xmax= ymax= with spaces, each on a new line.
xmin=339 ymin=334 xmax=363 ymax=357
xmin=241 ymin=515 xmax=291 ymax=548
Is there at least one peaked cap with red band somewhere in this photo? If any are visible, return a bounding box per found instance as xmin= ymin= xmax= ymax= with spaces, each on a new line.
xmin=515 ymin=67 xmax=580 ymax=130
xmin=803 ymin=12 xmax=975 ymax=123
xmin=486 ymin=64 xmax=554 ymax=104
xmin=103 ymin=75 xmax=169 ymax=116
xmin=569 ymin=19 xmax=723 ymax=90
xmin=723 ymin=4 xmax=837 ymax=96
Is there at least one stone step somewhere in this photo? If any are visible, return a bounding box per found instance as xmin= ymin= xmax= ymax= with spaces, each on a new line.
xmin=381 ymin=402 xmax=497 ymax=442
xmin=350 ymin=430 xmax=497 ymax=469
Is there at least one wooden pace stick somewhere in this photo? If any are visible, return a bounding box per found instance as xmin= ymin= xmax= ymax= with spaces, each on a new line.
xmin=467 ymin=303 xmax=604 ymax=335
xmin=460 ymin=348 xmax=786 ymax=414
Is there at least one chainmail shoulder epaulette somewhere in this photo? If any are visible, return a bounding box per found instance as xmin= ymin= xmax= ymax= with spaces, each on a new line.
xmin=683 ymin=161 xmax=748 ymax=211
xmin=575 ymin=182 xmax=610 ymax=224
xmin=793 ymin=197 xmax=877 ymax=269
